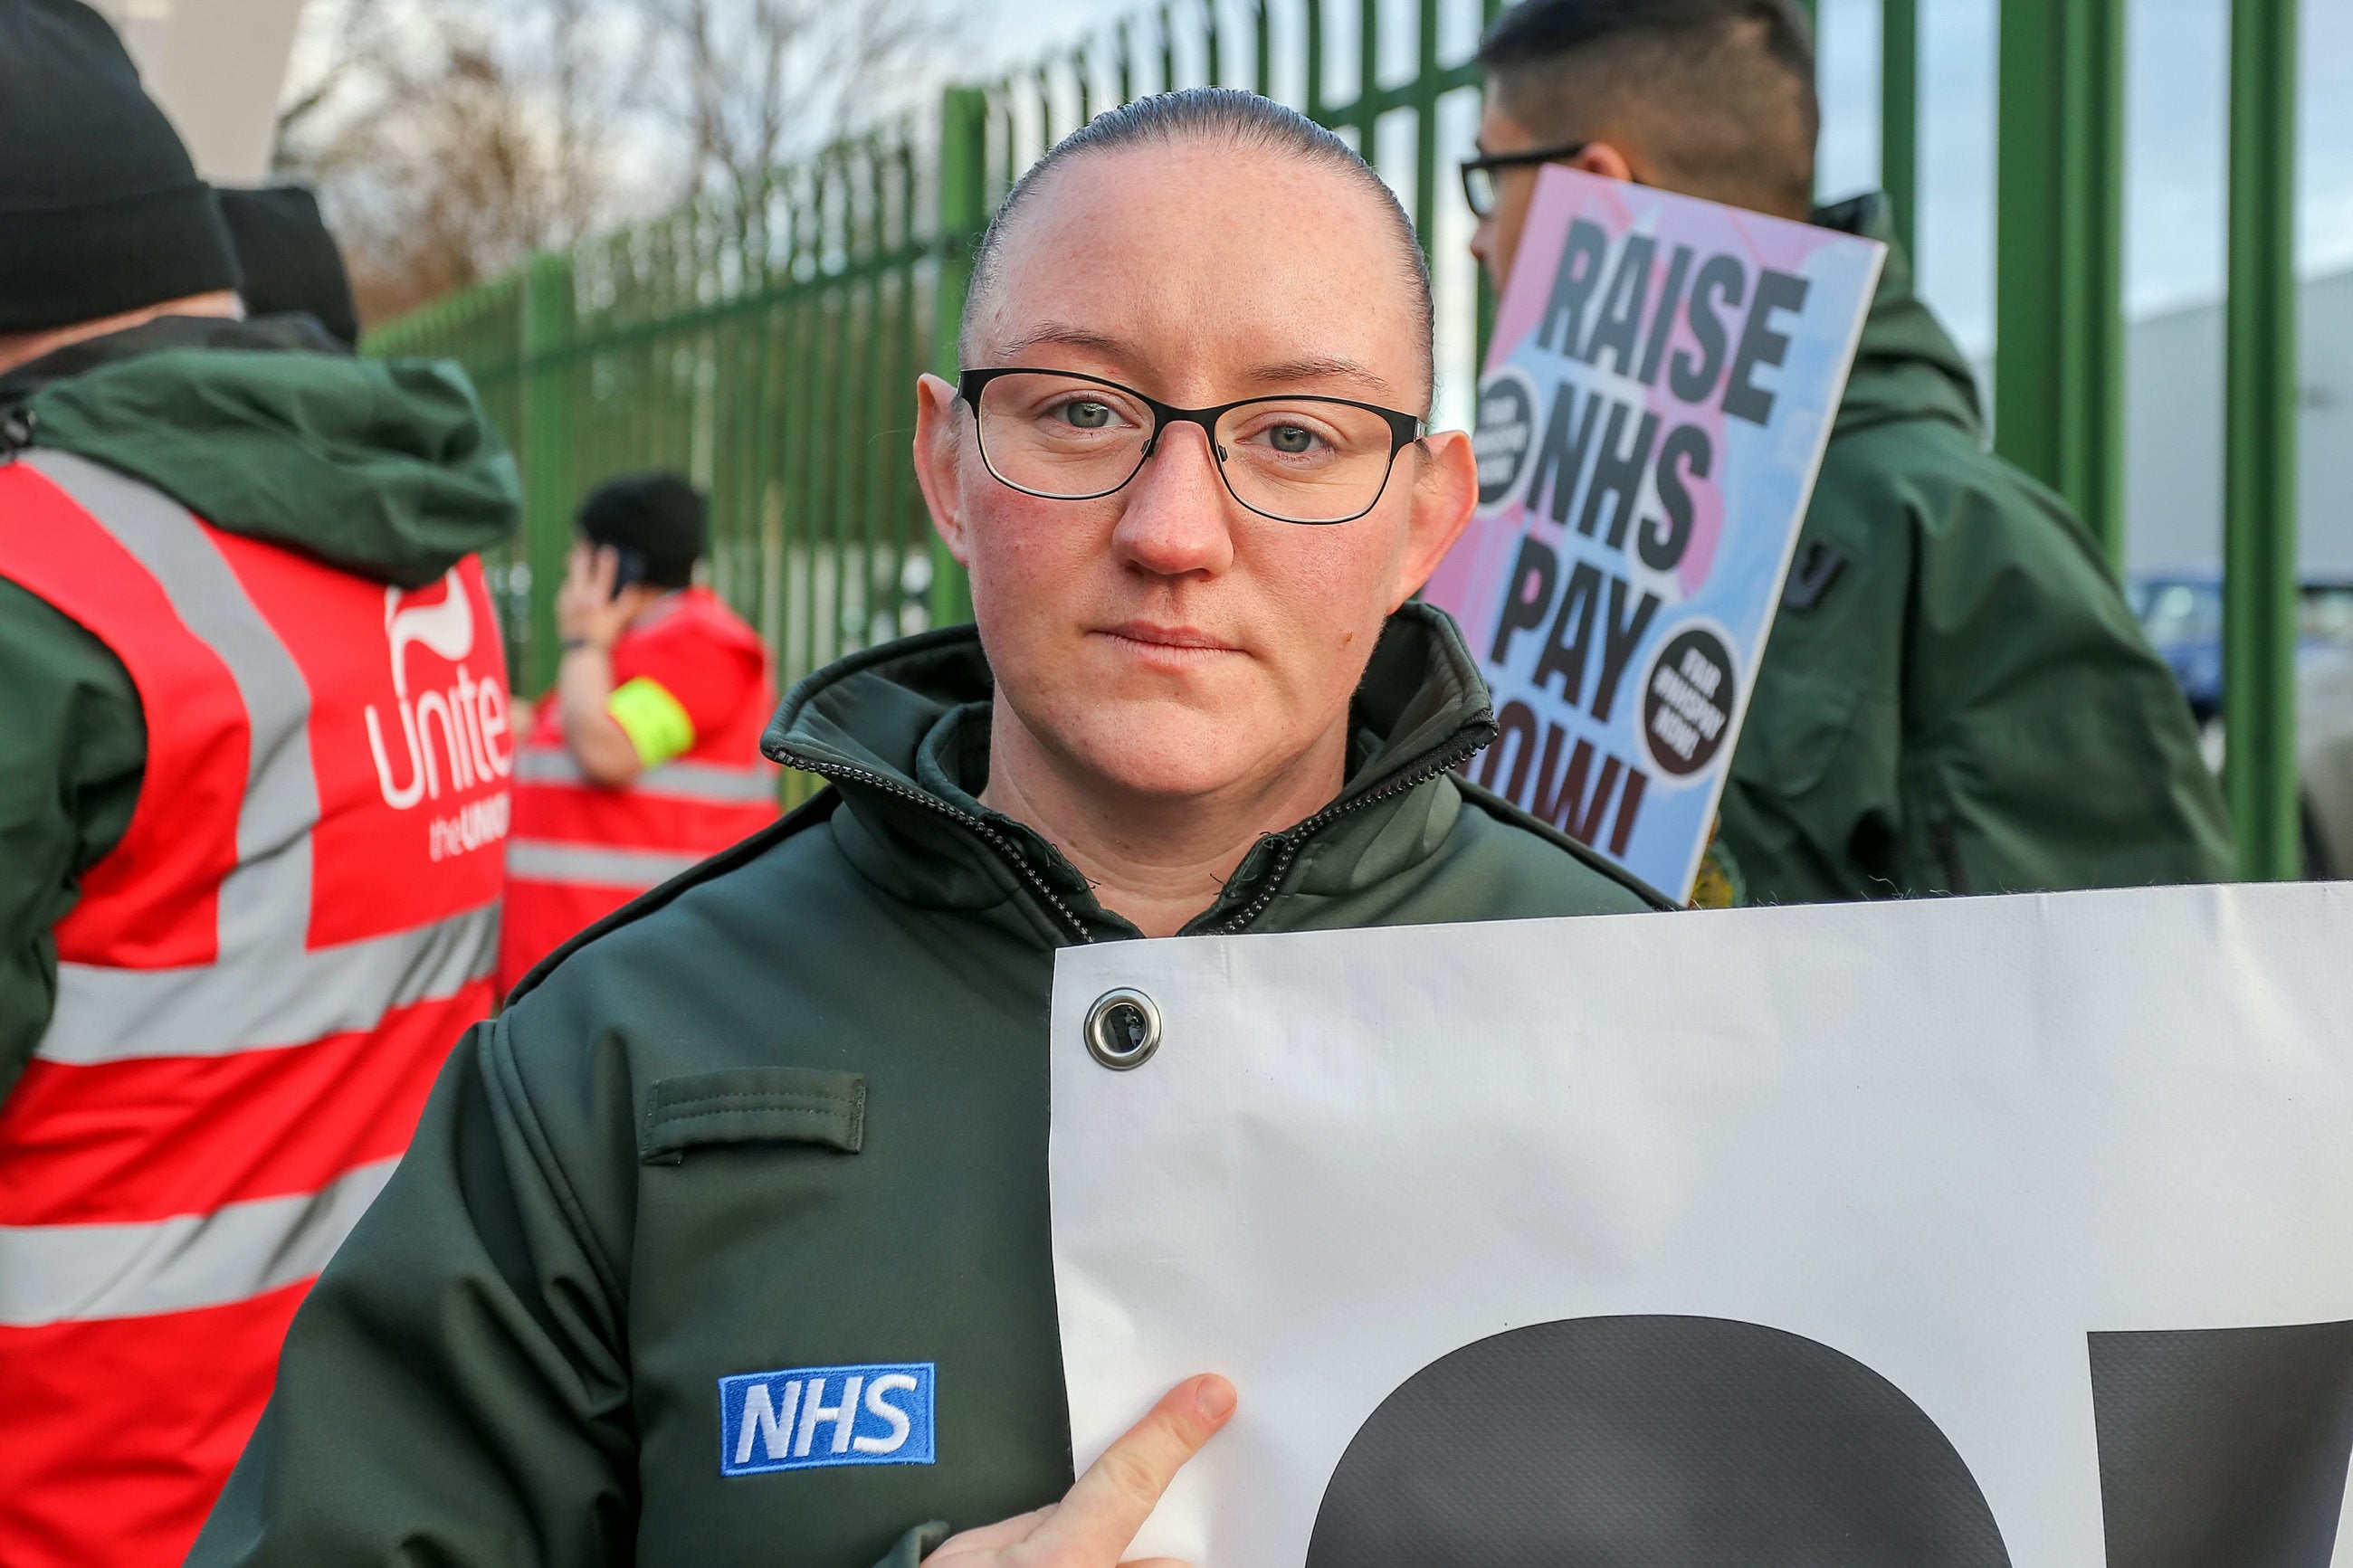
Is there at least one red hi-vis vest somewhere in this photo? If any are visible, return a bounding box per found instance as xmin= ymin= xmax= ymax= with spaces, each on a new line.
xmin=500 ymin=589 xmax=776 ymax=989
xmin=0 ymin=451 xmax=510 ymax=1568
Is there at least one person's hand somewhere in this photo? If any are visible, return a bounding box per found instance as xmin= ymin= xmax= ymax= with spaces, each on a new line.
xmin=923 ymin=1375 xmax=1236 ymax=1568
xmin=555 ymin=543 xmax=636 ymax=652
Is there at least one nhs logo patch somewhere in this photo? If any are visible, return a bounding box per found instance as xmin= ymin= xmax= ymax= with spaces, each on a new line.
xmin=719 ymin=1362 xmax=936 ymax=1477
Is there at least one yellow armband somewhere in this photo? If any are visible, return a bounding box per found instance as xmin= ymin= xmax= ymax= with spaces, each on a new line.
xmin=606 ymin=676 xmax=696 ymax=769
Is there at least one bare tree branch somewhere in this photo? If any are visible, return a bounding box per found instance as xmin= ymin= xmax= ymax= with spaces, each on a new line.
xmin=272 ymin=0 xmax=970 ymax=327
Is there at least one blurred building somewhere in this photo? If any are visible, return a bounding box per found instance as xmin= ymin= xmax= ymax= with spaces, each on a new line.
xmin=2126 ymin=268 xmax=2353 ymax=578
xmin=82 ymin=0 xmax=306 ymax=182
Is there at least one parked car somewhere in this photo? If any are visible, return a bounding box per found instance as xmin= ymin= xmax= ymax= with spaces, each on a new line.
xmin=2128 ymin=573 xmax=2353 ymax=876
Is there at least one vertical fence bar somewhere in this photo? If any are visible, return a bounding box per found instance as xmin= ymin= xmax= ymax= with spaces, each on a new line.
xmin=1254 ymin=0 xmax=1272 ymax=98
xmin=932 ymin=83 xmax=991 ymax=627
xmin=1880 ymin=0 xmax=1919 ymax=260
xmin=1412 ymin=0 xmax=1439 ymax=261
xmin=1992 ymin=0 xmax=2126 ymax=565
xmin=1476 ymin=0 xmax=1505 ymax=361
xmin=519 ymin=250 xmax=576 ymax=695
xmin=2224 ymin=0 xmax=2301 ymax=879
xmin=1306 ymin=0 xmax=1326 ymax=120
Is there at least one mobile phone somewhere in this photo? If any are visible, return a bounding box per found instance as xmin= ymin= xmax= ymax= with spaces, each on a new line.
xmin=608 ymin=545 xmax=651 ymax=599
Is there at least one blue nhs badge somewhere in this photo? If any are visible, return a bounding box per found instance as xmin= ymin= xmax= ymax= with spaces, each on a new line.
xmin=719 ymin=1362 xmax=936 ymax=1477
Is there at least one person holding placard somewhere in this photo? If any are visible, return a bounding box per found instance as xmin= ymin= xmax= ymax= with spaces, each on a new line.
xmin=186 ymin=88 xmax=1662 ymax=1568
xmin=1465 ymin=0 xmax=2234 ymax=905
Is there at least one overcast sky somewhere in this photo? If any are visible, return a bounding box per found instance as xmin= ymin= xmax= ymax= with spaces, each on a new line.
xmin=983 ymin=0 xmax=2353 ymax=359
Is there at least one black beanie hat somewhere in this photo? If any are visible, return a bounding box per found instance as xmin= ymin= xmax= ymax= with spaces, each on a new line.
xmin=217 ymin=185 xmax=361 ymax=348
xmin=0 ymin=0 xmax=242 ymax=334
xmin=576 ymin=473 xmax=708 ymax=589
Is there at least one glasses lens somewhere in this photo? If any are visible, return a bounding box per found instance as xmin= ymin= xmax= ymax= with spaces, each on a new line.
xmin=973 ymin=373 xmax=1154 ymax=499
xmin=1463 ymin=164 xmax=1496 ymax=218
xmin=1215 ymin=398 xmax=1401 ymax=524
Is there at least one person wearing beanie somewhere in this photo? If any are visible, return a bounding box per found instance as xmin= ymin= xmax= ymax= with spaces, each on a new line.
xmin=215 ymin=185 xmax=363 ymax=350
xmin=498 ymin=470 xmax=778 ymax=989
xmin=0 ymin=5 xmax=522 ymax=1566
xmin=0 ymin=0 xmax=242 ymax=342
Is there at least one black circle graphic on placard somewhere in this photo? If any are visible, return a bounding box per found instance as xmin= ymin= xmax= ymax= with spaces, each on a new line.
xmin=1641 ymin=625 xmax=1738 ymax=778
xmin=1472 ymin=373 xmax=1538 ymax=508
xmin=1305 ymin=1315 xmax=2012 ymax=1568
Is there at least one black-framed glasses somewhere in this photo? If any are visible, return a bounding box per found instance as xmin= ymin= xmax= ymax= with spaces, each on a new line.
xmin=1460 ymin=141 xmax=1590 ymax=219
xmin=956 ymin=367 xmax=1425 ymax=526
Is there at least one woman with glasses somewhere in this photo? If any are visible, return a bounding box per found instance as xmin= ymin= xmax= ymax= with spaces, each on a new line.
xmin=191 ymin=88 xmax=1661 ymax=1568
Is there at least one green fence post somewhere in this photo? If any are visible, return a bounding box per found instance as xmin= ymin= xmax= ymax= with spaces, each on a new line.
xmin=519 ymin=249 xmax=576 ymax=696
xmin=1880 ymin=0 xmax=1918 ymax=260
xmin=930 ymin=83 xmax=990 ymax=628
xmin=2224 ymin=0 xmax=2301 ymax=879
xmin=1992 ymin=0 xmax=2126 ymax=567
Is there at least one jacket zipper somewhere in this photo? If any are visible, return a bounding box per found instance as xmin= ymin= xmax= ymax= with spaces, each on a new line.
xmin=1206 ymin=728 xmax=1489 ymax=935
xmin=775 ymin=727 xmax=1490 ymax=946
xmin=768 ymin=748 xmax=1102 ymax=945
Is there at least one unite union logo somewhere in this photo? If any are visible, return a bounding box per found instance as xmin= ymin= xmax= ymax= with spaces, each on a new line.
xmin=719 ymin=1362 xmax=937 ymax=1477
xmin=364 ymin=569 xmax=515 ymax=814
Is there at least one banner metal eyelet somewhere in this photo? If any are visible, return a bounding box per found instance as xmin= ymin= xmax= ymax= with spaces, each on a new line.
xmin=1084 ymin=988 xmax=1162 ymax=1070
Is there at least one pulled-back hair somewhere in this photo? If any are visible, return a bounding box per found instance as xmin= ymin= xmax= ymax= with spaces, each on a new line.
xmin=1479 ymin=0 xmax=1819 ymax=220
xmin=958 ymin=87 xmax=1436 ymax=410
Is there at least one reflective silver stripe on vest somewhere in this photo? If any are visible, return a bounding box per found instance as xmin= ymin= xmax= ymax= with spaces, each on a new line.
xmin=28 ymin=451 xmax=319 ymax=963
xmin=35 ymin=901 xmax=499 ymax=1065
xmin=25 ymin=450 xmax=501 ymax=1067
xmin=0 ymin=1157 xmax=397 ymax=1327
xmin=505 ymin=839 xmax=701 ymax=889
xmin=514 ymin=745 xmax=776 ymax=803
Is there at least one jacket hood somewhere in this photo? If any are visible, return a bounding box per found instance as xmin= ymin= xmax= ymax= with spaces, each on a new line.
xmin=1814 ymin=193 xmax=1985 ymax=442
xmin=2 ymin=315 xmax=519 ymax=587
xmin=761 ymin=603 xmax=1500 ymax=943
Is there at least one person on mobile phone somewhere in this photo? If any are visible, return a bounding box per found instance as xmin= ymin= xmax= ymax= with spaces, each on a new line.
xmin=500 ymin=472 xmax=776 ymax=989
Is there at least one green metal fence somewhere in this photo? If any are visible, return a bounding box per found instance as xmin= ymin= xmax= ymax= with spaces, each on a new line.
xmin=368 ymin=0 xmax=2309 ymax=878
xmin=367 ymin=0 xmax=1500 ymax=709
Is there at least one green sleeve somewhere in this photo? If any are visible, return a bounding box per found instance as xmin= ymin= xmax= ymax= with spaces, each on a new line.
xmin=186 ymin=1016 xmax=639 ymax=1566
xmin=1900 ymin=472 xmax=2237 ymax=895
xmin=0 ymin=577 xmax=145 ymax=1101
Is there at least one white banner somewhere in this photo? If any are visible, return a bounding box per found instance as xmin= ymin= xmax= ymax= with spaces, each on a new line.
xmin=1049 ymin=884 xmax=2353 ymax=1566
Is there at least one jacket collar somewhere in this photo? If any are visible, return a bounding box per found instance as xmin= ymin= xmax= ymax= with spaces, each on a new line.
xmin=761 ymin=603 xmax=1497 ymax=945
xmin=1811 ymin=192 xmax=1986 ymax=441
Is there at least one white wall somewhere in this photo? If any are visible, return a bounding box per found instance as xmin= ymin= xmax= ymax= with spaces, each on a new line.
xmin=86 ymin=0 xmax=308 ymax=184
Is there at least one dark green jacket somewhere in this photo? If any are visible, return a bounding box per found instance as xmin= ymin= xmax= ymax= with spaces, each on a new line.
xmin=0 ymin=316 xmax=519 ymax=1099
xmin=188 ymin=608 xmax=1658 ymax=1568
xmin=1717 ymin=195 xmax=2234 ymax=902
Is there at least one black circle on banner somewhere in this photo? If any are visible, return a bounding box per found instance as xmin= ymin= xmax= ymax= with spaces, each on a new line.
xmin=1641 ymin=625 xmax=1738 ymax=778
xmin=1304 ymin=1316 xmax=2011 ymax=1568
xmin=1472 ymin=370 xmax=1538 ymax=509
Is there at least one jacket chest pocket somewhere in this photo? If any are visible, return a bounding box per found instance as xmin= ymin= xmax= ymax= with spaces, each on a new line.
xmin=628 ymin=1066 xmax=869 ymax=1332
xmin=639 ymin=1068 xmax=866 ymax=1164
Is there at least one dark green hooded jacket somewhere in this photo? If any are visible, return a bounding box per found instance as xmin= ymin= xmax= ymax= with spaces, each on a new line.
xmin=1716 ymin=196 xmax=2234 ymax=902
xmin=187 ymin=606 xmax=1658 ymax=1568
xmin=0 ymin=315 xmax=520 ymax=1100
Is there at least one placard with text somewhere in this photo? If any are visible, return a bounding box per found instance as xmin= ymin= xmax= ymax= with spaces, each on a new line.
xmin=1424 ymin=167 xmax=1882 ymax=901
